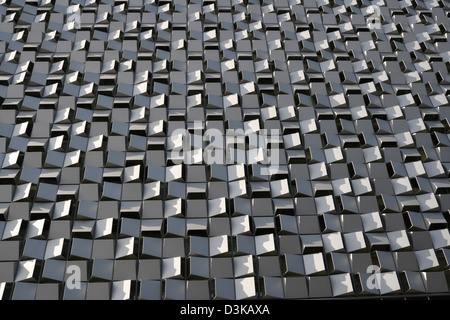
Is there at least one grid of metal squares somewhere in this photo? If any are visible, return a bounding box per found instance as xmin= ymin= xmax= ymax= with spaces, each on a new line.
xmin=0 ymin=0 xmax=449 ymax=299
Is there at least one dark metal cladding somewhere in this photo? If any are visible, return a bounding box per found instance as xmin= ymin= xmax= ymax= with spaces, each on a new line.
xmin=0 ymin=0 xmax=449 ymax=300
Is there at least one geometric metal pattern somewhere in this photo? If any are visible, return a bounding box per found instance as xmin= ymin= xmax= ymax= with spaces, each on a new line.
xmin=0 ymin=0 xmax=449 ymax=300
